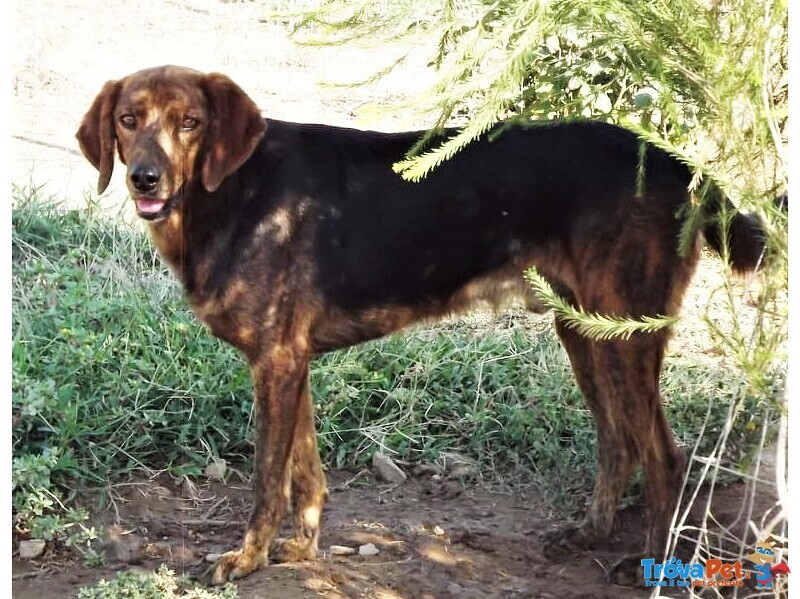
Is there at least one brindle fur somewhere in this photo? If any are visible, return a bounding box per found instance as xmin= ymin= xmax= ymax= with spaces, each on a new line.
xmin=77 ymin=65 xmax=765 ymax=585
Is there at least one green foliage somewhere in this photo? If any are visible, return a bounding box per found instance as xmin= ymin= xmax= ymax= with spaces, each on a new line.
xmin=12 ymin=189 xmax=255 ymax=485
xmin=311 ymin=322 xmax=773 ymax=511
xmin=12 ymin=189 xmax=255 ymax=553
xmin=77 ymin=565 xmax=237 ymax=599
xmin=293 ymin=0 xmax=786 ymax=184
xmin=524 ymin=268 xmax=679 ymax=341
xmin=312 ymin=325 xmax=593 ymax=479
xmin=12 ymin=445 xmax=103 ymax=564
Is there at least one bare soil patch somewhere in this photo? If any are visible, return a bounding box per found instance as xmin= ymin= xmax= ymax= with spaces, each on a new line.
xmin=13 ymin=471 xmax=651 ymax=599
xmin=12 ymin=467 xmax=781 ymax=599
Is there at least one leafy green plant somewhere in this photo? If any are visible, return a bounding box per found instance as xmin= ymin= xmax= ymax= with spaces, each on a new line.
xmin=12 ymin=447 xmax=62 ymax=533
xmin=77 ymin=565 xmax=237 ymax=599
xmin=12 ymin=445 xmax=103 ymax=564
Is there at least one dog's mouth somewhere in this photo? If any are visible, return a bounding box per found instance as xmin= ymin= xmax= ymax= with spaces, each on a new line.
xmin=135 ymin=198 xmax=166 ymax=216
xmin=133 ymin=190 xmax=183 ymax=221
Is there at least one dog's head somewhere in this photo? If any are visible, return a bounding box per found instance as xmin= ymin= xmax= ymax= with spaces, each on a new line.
xmin=76 ymin=65 xmax=266 ymax=221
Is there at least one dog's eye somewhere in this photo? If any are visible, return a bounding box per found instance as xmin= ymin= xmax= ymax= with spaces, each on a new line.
xmin=119 ymin=114 xmax=137 ymax=130
xmin=181 ymin=116 xmax=199 ymax=131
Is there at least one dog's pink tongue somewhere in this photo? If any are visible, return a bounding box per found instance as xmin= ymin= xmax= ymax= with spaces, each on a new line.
xmin=135 ymin=199 xmax=165 ymax=215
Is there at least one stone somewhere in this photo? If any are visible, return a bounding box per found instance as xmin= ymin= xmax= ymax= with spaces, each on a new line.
xmin=19 ymin=539 xmax=46 ymax=559
xmin=204 ymin=458 xmax=227 ymax=481
xmin=358 ymin=543 xmax=380 ymax=556
xmin=329 ymin=545 xmax=356 ymax=556
xmin=372 ymin=452 xmax=407 ymax=484
xmin=103 ymin=526 xmax=145 ymax=564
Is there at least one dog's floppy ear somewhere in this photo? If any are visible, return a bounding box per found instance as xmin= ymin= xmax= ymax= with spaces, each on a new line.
xmin=201 ymin=73 xmax=266 ymax=192
xmin=76 ymin=79 xmax=122 ymax=194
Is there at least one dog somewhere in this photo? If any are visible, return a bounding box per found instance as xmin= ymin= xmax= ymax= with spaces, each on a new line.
xmin=76 ymin=65 xmax=765 ymax=585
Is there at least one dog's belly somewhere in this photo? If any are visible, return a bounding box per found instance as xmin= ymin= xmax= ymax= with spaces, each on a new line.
xmin=310 ymin=267 xmax=548 ymax=353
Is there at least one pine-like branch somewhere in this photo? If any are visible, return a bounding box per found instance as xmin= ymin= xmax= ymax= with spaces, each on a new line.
xmin=524 ymin=268 xmax=679 ymax=342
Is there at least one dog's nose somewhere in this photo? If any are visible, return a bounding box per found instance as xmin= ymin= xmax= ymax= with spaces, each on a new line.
xmin=130 ymin=164 xmax=161 ymax=193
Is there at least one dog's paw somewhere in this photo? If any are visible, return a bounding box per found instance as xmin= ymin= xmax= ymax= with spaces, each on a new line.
xmin=210 ymin=548 xmax=265 ymax=584
xmin=269 ymin=536 xmax=318 ymax=563
xmin=608 ymin=555 xmax=646 ymax=587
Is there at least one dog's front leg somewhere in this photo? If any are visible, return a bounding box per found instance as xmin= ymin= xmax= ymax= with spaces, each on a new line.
xmin=269 ymin=371 xmax=328 ymax=563
xmin=212 ymin=345 xmax=310 ymax=584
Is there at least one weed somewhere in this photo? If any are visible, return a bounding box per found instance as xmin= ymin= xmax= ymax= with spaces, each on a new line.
xmin=77 ymin=565 xmax=238 ymax=599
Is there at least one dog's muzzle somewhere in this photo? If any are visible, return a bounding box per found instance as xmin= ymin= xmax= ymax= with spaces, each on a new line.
xmin=133 ymin=190 xmax=182 ymax=221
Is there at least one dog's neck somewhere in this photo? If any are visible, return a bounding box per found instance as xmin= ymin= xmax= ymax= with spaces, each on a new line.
xmin=143 ymin=166 xmax=266 ymax=299
xmin=144 ymin=179 xmax=215 ymax=291
xmin=146 ymin=208 xmax=187 ymax=281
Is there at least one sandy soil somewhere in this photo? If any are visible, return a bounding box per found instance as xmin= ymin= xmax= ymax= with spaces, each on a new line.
xmin=13 ymin=471 xmax=646 ymax=599
xmin=12 ymin=0 xmax=434 ymax=205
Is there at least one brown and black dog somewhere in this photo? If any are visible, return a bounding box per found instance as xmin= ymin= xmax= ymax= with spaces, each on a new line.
xmin=76 ymin=65 xmax=765 ymax=585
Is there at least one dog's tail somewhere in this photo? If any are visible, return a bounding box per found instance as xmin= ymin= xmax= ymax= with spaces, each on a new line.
xmin=701 ymin=186 xmax=770 ymax=273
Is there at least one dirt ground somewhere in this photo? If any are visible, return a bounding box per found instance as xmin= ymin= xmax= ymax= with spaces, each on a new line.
xmin=11 ymin=464 xmax=784 ymax=599
xmin=1 ymin=470 xmax=758 ymax=599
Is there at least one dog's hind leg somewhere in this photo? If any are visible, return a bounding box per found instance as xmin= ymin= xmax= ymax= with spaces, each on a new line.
xmin=544 ymin=286 xmax=686 ymax=587
xmin=270 ymin=373 xmax=328 ymax=562
xmin=598 ymin=333 xmax=686 ymax=586
xmin=558 ymin=326 xmax=686 ymax=585
xmin=542 ymin=318 xmax=640 ymax=554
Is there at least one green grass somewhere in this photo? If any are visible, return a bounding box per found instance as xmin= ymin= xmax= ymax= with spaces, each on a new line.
xmin=12 ymin=187 xmax=776 ymax=541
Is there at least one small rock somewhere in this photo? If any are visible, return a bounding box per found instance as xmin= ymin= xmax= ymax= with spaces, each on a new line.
xmin=145 ymin=541 xmax=170 ymax=560
xmin=303 ymin=578 xmax=337 ymax=592
xmin=204 ymin=458 xmax=227 ymax=481
xmin=446 ymin=582 xmax=466 ymax=596
xmin=372 ymin=452 xmax=407 ymax=484
xmin=438 ymin=451 xmax=479 ymax=478
xmin=424 ymin=479 xmax=463 ymax=499
xmin=341 ymin=582 xmax=365 ymax=596
xmin=358 ymin=543 xmax=380 ymax=556
xmin=168 ymin=544 xmax=196 ymax=565
xmin=329 ymin=545 xmax=356 ymax=556
xmin=19 ymin=539 xmax=46 ymax=559
xmin=432 ymin=525 xmax=446 ymax=537
xmin=205 ymin=553 xmax=222 ymax=563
